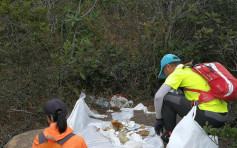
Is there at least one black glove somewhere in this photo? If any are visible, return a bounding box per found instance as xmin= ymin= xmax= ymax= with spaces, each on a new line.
xmin=161 ymin=131 xmax=171 ymax=143
xmin=154 ymin=119 xmax=163 ymax=135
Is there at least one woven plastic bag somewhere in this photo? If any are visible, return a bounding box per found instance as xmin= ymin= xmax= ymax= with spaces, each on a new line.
xmin=167 ymin=106 xmax=218 ymax=148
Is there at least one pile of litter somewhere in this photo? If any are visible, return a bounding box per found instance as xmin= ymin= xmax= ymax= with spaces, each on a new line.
xmin=67 ymin=93 xmax=164 ymax=148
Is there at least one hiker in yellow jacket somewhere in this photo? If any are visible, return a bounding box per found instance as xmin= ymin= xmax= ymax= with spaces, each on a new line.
xmin=33 ymin=99 xmax=88 ymax=148
xmin=154 ymin=54 xmax=228 ymax=143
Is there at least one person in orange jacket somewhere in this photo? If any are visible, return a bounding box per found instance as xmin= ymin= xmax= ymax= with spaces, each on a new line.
xmin=33 ymin=99 xmax=88 ymax=148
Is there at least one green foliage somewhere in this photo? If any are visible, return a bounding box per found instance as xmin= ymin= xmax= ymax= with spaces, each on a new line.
xmin=204 ymin=124 xmax=237 ymax=147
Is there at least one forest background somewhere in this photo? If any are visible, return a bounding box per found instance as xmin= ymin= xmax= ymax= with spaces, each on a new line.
xmin=0 ymin=0 xmax=236 ymax=147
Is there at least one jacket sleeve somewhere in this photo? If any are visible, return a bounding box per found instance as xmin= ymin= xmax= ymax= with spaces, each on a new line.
xmin=81 ymin=138 xmax=88 ymax=148
xmin=154 ymin=84 xmax=172 ymax=119
xmin=32 ymin=135 xmax=39 ymax=148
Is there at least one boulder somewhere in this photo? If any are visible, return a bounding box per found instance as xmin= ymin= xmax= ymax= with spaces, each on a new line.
xmin=4 ymin=129 xmax=43 ymax=148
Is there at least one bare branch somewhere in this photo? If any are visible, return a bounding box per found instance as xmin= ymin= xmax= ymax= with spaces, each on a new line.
xmin=72 ymin=26 xmax=79 ymax=51
xmin=4 ymin=18 xmax=31 ymax=33
xmin=9 ymin=109 xmax=33 ymax=114
xmin=77 ymin=0 xmax=82 ymax=14
xmin=60 ymin=13 xmax=65 ymax=42
xmin=82 ymin=0 xmax=98 ymax=17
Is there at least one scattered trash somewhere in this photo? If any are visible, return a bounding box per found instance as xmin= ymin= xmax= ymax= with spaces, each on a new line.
xmin=86 ymin=94 xmax=134 ymax=110
xmin=84 ymin=95 xmax=96 ymax=105
xmin=121 ymin=120 xmax=135 ymax=127
xmin=67 ymin=93 xmax=164 ymax=148
xmin=85 ymin=95 xmax=110 ymax=109
xmin=104 ymin=127 xmax=110 ymax=131
xmin=118 ymin=131 xmax=129 ymax=144
xmin=128 ymin=121 xmax=135 ymax=128
xmin=111 ymin=120 xmax=123 ymax=131
xmin=98 ymin=119 xmax=151 ymax=146
xmin=107 ymin=110 xmax=114 ymax=113
xmin=140 ymin=124 xmax=146 ymax=129
xmin=126 ymin=124 xmax=140 ymax=131
xmin=96 ymin=97 xmax=110 ymax=108
xmin=110 ymin=95 xmax=134 ymax=108
xmin=132 ymin=103 xmax=156 ymax=114
xmin=111 ymin=103 xmax=156 ymax=121
xmin=137 ymin=130 xmax=149 ymax=137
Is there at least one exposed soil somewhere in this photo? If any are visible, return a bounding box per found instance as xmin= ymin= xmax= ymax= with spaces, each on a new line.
xmin=131 ymin=110 xmax=156 ymax=126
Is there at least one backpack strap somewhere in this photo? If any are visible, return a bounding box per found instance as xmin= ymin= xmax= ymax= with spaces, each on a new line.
xmin=57 ymin=133 xmax=75 ymax=145
xmin=38 ymin=132 xmax=75 ymax=146
xmin=38 ymin=132 xmax=47 ymax=144
xmin=182 ymin=88 xmax=215 ymax=104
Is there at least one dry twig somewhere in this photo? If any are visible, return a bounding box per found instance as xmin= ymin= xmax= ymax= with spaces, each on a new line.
xmin=9 ymin=109 xmax=33 ymax=114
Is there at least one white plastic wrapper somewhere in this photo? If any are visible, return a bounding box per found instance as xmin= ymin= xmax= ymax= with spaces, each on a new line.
xmin=110 ymin=95 xmax=134 ymax=108
xmin=67 ymin=93 xmax=164 ymax=148
xmin=112 ymin=103 xmax=156 ymax=121
xmin=112 ymin=110 xmax=134 ymax=120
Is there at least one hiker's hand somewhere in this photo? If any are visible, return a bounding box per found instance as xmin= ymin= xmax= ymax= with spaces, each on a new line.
xmin=154 ymin=119 xmax=163 ymax=135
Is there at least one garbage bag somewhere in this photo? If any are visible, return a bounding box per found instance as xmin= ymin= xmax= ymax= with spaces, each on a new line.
xmin=67 ymin=93 xmax=107 ymax=133
xmin=67 ymin=93 xmax=164 ymax=148
xmin=167 ymin=106 xmax=218 ymax=148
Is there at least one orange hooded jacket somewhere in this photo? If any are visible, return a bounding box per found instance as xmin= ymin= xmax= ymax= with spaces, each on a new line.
xmin=33 ymin=123 xmax=88 ymax=148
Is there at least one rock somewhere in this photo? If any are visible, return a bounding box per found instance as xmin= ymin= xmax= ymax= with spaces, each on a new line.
xmin=4 ymin=129 xmax=43 ymax=148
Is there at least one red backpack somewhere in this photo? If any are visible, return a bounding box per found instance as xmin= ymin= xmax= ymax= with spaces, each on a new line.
xmin=184 ymin=62 xmax=237 ymax=103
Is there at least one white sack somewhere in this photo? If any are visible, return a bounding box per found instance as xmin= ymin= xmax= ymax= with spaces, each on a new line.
xmin=67 ymin=93 xmax=107 ymax=133
xmin=167 ymin=106 xmax=218 ymax=148
xmin=67 ymin=93 xmax=164 ymax=148
xmin=67 ymin=93 xmax=113 ymax=148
